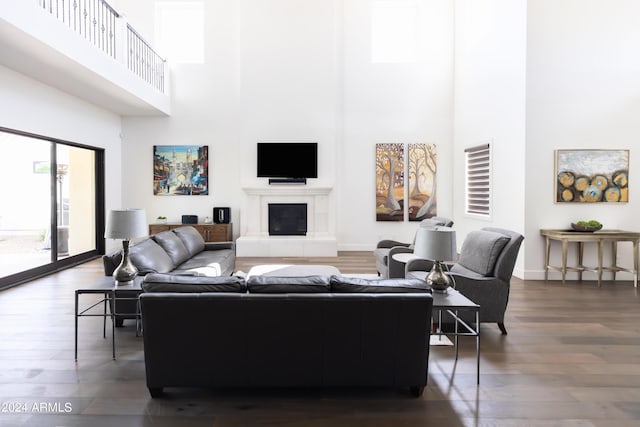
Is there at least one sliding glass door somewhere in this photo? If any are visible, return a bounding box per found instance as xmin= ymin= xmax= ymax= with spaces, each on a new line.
xmin=0 ymin=128 xmax=104 ymax=289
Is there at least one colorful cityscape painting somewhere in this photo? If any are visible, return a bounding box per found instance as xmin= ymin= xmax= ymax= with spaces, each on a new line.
xmin=153 ymin=145 xmax=208 ymax=196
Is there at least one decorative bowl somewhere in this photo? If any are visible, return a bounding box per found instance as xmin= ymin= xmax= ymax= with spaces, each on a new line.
xmin=571 ymin=223 xmax=602 ymax=232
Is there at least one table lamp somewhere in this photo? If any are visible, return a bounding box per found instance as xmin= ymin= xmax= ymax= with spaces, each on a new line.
xmin=413 ymin=226 xmax=457 ymax=293
xmin=105 ymin=209 xmax=147 ymax=285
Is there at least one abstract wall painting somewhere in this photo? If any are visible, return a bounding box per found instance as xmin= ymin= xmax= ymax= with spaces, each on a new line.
xmin=376 ymin=143 xmax=405 ymax=221
xmin=555 ymin=149 xmax=629 ymax=203
xmin=153 ymin=145 xmax=209 ymax=196
xmin=408 ymin=143 xmax=437 ymax=221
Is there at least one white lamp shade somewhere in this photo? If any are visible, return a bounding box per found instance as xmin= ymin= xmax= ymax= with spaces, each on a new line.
xmin=105 ymin=209 xmax=148 ymax=239
xmin=413 ymin=226 xmax=457 ymax=262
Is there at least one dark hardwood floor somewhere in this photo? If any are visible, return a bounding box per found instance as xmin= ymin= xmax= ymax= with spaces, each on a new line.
xmin=1 ymin=252 xmax=639 ymax=426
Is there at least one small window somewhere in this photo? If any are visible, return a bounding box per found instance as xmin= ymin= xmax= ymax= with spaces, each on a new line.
xmin=155 ymin=1 xmax=204 ymax=64
xmin=465 ymin=143 xmax=491 ymax=217
xmin=371 ymin=0 xmax=419 ymax=63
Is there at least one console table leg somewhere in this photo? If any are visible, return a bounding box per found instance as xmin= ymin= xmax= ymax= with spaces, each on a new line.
xmin=611 ymin=241 xmax=617 ymax=281
xmin=544 ymin=237 xmax=550 ymax=281
xmin=596 ymin=240 xmax=602 ymax=287
xmin=634 ymin=240 xmax=639 ymax=288
xmin=578 ymin=242 xmax=584 ymax=281
xmin=561 ymin=239 xmax=568 ymax=284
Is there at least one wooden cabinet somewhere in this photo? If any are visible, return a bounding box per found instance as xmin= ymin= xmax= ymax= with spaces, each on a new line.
xmin=148 ymin=223 xmax=233 ymax=242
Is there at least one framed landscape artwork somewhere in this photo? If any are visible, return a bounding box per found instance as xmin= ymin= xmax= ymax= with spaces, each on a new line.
xmin=555 ymin=149 xmax=629 ymax=203
xmin=153 ymin=145 xmax=209 ymax=196
xmin=376 ymin=143 xmax=405 ymax=221
xmin=408 ymin=143 xmax=437 ymax=221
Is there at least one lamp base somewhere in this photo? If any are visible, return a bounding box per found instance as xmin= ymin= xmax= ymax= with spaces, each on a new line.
xmin=113 ymin=240 xmax=138 ymax=286
xmin=426 ymin=261 xmax=451 ymax=293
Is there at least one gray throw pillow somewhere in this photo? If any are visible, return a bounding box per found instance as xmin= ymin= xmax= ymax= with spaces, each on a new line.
xmin=129 ymin=239 xmax=175 ymax=274
xmin=152 ymin=230 xmax=191 ymax=266
xmin=457 ymin=230 xmax=510 ymax=276
xmin=172 ymin=226 xmax=206 ymax=257
xmin=246 ymin=275 xmax=330 ymax=293
xmin=329 ymin=275 xmax=431 ymax=293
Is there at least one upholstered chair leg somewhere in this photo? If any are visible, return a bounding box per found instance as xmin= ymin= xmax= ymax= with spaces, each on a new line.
xmin=498 ymin=322 xmax=507 ymax=335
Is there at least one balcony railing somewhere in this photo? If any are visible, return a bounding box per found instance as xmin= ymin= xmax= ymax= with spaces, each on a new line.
xmin=38 ymin=0 xmax=166 ymax=93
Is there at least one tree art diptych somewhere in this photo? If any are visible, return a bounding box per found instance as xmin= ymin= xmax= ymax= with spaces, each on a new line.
xmin=375 ymin=143 xmax=438 ymax=221
xmin=555 ymin=149 xmax=629 ymax=203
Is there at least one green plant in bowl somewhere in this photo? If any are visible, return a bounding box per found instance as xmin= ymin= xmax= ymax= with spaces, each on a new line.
xmin=571 ymin=220 xmax=602 ymax=232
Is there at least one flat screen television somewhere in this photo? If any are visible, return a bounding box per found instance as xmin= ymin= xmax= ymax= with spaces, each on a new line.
xmin=257 ymin=142 xmax=318 ymax=179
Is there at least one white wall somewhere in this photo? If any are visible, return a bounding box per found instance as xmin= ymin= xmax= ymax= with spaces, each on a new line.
xmin=453 ymin=0 xmax=527 ymax=276
xmin=525 ymin=0 xmax=640 ymax=280
xmin=120 ymin=0 xmax=455 ymax=250
xmin=0 ymin=65 xmax=123 ymax=251
xmin=340 ymin=0 xmax=454 ymax=250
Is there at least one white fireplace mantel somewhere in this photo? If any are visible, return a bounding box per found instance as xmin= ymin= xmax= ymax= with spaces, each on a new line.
xmin=236 ymin=186 xmax=337 ymax=257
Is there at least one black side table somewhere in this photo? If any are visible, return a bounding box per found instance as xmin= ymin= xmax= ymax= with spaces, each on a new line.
xmin=74 ymin=276 xmax=143 ymax=360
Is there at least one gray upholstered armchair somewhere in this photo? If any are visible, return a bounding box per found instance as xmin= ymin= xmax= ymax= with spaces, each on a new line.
xmin=374 ymin=217 xmax=454 ymax=279
xmin=406 ymin=227 xmax=524 ymax=334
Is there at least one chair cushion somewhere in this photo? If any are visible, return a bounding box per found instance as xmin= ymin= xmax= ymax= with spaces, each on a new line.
xmin=457 ymin=230 xmax=510 ymax=276
xmin=129 ymin=239 xmax=175 ymax=274
xmin=172 ymin=226 xmax=206 ymax=257
xmin=152 ymin=230 xmax=191 ymax=266
xmin=329 ymin=275 xmax=431 ymax=293
xmin=246 ymin=275 xmax=331 ymax=293
xmin=141 ymin=273 xmax=246 ymax=293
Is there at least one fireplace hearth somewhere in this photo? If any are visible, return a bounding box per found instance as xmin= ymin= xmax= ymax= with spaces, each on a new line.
xmin=268 ymin=203 xmax=307 ymax=236
xmin=237 ymin=186 xmax=336 ymax=256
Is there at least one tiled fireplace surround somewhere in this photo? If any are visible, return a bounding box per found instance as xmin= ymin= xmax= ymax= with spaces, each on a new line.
xmin=236 ymin=186 xmax=337 ymax=257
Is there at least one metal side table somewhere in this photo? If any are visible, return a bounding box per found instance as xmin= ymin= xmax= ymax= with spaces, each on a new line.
xmin=407 ymin=270 xmax=481 ymax=384
xmin=74 ymin=276 xmax=143 ymax=360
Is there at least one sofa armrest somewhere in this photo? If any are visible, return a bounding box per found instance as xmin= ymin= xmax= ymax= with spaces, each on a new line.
xmin=405 ymin=258 xmax=435 ymax=277
xmin=376 ymin=239 xmax=411 ymax=249
xmin=204 ymin=241 xmax=235 ymax=252
xmin=102 ymin=251 xmax=122 ymax=276
xmin=387 ymin=246 xmax=415 ymax=278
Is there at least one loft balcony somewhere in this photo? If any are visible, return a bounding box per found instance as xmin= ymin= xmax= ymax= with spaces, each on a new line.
xmin=0 ymin=0 xmax=170 ymax=116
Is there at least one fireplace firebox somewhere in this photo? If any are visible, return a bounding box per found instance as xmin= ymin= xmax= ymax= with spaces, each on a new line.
xmin=268 ymin=203 xmax=307 ymax=236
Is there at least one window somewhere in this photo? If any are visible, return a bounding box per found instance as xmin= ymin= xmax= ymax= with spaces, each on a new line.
xmin=371 ymin=0 xmax=419 ymax=63
xmin=465 ymin=143 xmax=491 ymax=218
xmin=0 ymin=127 xmax=105 ymax=289
xmin=155 ymin=1 xmax=204 ymax=64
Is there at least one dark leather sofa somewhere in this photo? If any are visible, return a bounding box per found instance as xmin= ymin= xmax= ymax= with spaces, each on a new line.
xmin=102 ymin=225 xmax=235 ymax=325
xmin=139 ymin=274 xmax=434 ymax=397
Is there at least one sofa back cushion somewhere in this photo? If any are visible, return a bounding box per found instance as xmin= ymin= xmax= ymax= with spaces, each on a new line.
xmin=172 ymin=226 xmax=206 ymax=257
xmin=247 ymin=275 xmax=331 ymax=293
xmin=152 ymin=230 xmax=191 ymax=266
xmin=129 ymin=239 xmax=175 ymax=274
xmin=330 ymin=275 xmax=431 ymax=293
xmin=457 ymin=230 xmax=510 ymax=276
xmin=142 ymin=273 xmax=246 ymax=293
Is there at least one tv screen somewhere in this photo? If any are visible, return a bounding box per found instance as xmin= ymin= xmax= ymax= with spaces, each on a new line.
xmin=257 ymin=142 xmax=318 ymax=178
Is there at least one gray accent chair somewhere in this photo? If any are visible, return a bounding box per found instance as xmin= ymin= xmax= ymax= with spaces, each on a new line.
xmin=406 ymin=227 xmax=524 ymax=334
xmin=374 ymin=217 xmax=454 ymax=279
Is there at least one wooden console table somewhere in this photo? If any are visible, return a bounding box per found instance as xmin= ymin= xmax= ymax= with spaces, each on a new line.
xmin=149 ymin=223 xmax=233 ymax=242
xmin=540 ymin=229 xmax=639 ymax=287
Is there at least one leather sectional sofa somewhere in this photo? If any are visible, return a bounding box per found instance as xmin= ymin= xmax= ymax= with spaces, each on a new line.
xmin=102 ymin=225 xmax=235 ymax=277
xmin=139 ymin=274 xmax=434 ymax=398
xmin=102 ymin=225 xmax=235 ymax=325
